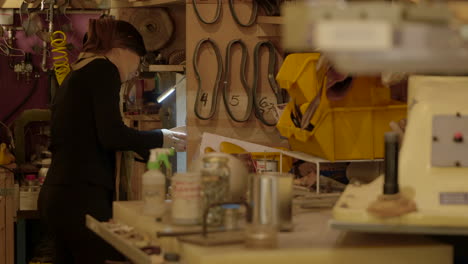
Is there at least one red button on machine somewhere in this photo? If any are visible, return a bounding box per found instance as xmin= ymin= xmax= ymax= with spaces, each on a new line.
xmin=454 ymin=132 xmax=464 ymax=143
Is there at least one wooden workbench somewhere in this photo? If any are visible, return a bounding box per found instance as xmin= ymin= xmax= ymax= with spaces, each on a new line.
xmin=109 ymin=201 xmax=452 ymax=264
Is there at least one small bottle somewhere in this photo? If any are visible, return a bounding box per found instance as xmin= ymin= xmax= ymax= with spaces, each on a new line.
xmin=163 ymin=253 xmax=180 ymax=264
xmin=20 ymin=174 xmax=40 ymax=210
xmin=142 ymin=149 xmax=172 ymax=217
xmin=38 ymin=158 xmax=51 ymax=186
xmin=24 ymin=174 xmax=39 ymax=191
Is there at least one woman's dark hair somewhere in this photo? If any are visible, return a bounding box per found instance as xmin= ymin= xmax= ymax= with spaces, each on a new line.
xmin=83 ymin=18 xmax=146 ymax=57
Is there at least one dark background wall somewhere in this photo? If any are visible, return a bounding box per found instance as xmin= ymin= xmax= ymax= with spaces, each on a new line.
xmin=0 ymin=13 xmax=99 ymax=125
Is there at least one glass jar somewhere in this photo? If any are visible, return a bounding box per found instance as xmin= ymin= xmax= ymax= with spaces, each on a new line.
xmin=201 ymin=156 xmax=230 ymax=226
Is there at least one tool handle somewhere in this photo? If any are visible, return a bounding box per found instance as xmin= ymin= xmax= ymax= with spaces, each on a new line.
xmin=384 ymin=132 xmax=399 ymax=195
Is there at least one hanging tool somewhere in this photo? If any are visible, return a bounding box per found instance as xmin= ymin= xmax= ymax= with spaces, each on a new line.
xmin=223 ymin=39 xmax=252 ymax=122
xmin=228 ymin=0 xmax=258 ymax=27
xmin=193 ymin=38 xmax=224 ymax=120
xmin=193 ymin=0 xmax=257 ymax=27
xmin=40 ymin=0 xmax=55 ymax=72
xmin=289 ymin=98 xmax=302 ymax=128
xmin=193 ymin=0 xmax=221 ymax=24
xmin=252 ymin=40 xmax=283 ymax=126
xmin=254 ymin=0 xmax=281 ymax=16
xmin=129 ymin=8 xmax=174 ymax=51
xmin=299 ymin=67 xmax=328 ymax=130
xmin=50 ymin=31 xmax=70 ymax=85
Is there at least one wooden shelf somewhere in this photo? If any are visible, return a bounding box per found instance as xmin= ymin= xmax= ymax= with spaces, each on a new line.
xmin=111 ymin=0 xmax=183 ymax=8
xmin=256 ymin=16 xmax=283 ymax=37
xmin=257 ymin=16 xmax=284 ymax=25
xmin=147 ymin=65 xmax=185 ymax=72
xmin=2 ymin=0 xmax=109 ymax=8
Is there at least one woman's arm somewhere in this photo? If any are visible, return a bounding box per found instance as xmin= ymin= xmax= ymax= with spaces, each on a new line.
xmin=90 ymin=60 xmax=164 ymax=154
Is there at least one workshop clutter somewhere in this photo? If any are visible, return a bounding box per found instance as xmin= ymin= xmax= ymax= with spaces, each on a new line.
xmin=216 ymin=141 xmax=293 ymax=173
xmin=276 ymin=53 xmax=407 ymax=161
xmin=0 ymin=143 xmax=14 ymax=165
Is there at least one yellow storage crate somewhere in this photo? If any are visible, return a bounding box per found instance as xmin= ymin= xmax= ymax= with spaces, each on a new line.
xmin=276 ymin=53 xmax=407 ymax=161
xmin=276 ymin=53 xmax=322 ymax=105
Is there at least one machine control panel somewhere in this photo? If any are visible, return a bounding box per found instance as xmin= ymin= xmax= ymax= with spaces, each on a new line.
xmin=432 ymin=114 xmax=468 ymax=167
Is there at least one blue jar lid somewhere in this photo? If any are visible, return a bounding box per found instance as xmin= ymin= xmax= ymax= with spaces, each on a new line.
xmin=221 ymin=204 xmax=241 ymax=209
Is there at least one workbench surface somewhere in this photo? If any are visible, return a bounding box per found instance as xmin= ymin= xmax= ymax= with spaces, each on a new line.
xmin=112 ymin=201 xmax=452 ymax=264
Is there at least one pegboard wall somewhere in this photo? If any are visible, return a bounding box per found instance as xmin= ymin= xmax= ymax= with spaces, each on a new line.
xmin=186 ymin=0 xmax=288 ymax=164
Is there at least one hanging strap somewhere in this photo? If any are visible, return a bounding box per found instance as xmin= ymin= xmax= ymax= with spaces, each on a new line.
xmin=193 ymin=0 xmax=222 ymax=24
xmin=228 ymin=0 xmax=258 ymax=27
xmin=252 ymin=40 xmax=282 ymax=126
xmin=223 ymin=39 xmax=253 ymax=122
xmin=193 ymin=38 xmax=224 ymax=120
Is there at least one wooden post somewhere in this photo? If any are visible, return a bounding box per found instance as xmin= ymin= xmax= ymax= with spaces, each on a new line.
xmin=0 ymin=164 xmax=15 ymax=264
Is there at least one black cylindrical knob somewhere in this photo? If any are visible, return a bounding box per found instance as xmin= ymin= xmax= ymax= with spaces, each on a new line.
xmin=384 ymin=132 xmax=399 ymax=195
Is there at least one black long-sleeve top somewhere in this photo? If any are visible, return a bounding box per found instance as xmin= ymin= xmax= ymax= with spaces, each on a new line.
xmin=44 ymin=58 xmax=163 ymax=190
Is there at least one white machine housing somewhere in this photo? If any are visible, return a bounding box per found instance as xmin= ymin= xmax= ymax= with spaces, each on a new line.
xmin=332 ymin=76 xmax=468 ymax=234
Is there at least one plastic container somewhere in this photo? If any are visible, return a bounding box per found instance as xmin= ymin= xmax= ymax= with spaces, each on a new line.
xmin=20 ymin=174 xmax=40 ymax=210
xmin=276 ymin=53 xmax=321 ymax=105
xmin=276 ymin=54 xmax=407 ymax=161
xmin=171 ymin=172 xmax=201 ymax=225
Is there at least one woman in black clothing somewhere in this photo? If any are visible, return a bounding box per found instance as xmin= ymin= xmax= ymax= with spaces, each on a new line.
xmin=38 ymin=18 xmax=186 ymax=264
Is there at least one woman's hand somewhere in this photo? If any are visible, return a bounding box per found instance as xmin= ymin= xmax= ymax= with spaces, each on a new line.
xmin=162 ymin=128 xmax=187 ymax=152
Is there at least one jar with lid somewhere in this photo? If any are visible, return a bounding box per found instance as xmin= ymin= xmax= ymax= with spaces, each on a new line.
xmin=23 ymin=174 xmax=40 ymax=191
xmin=20 ymin=174 xmax=40 ymax=210
xmin=222 ymin=204 xmax=240 ymax=230
xmin=201 ymin=156 xmax=230 ymax=226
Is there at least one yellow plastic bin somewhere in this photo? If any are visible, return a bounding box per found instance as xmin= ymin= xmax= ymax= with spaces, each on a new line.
xmin=277 ymin=104 xmax=407 ymax=161
xmin=276 ymin=53 xmax=321 ymax=105
xmin=276 ymin=54 xmax=407 ymax=161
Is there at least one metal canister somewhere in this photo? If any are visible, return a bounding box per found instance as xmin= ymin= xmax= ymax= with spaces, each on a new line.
xmin=246 ymin=173 xmax=278 ymax=249
xmin=249 ymin=172 xmax=293 ymax=231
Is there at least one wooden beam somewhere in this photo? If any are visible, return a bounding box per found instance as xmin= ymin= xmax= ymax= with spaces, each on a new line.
xmin=147 ymin=65 xmax=185 ymax=72
xmin=256 ymin=23 xmax=281 ymax=37
xmin=111 ymin=0 xmax=183 ymax=8
xmin=257 ymin=16 xmax=284 ymax=25
xmin=5 ymin=167 xmax=13 ymax=264
xmin=0 ymin=168 xmax=5 ymax=264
